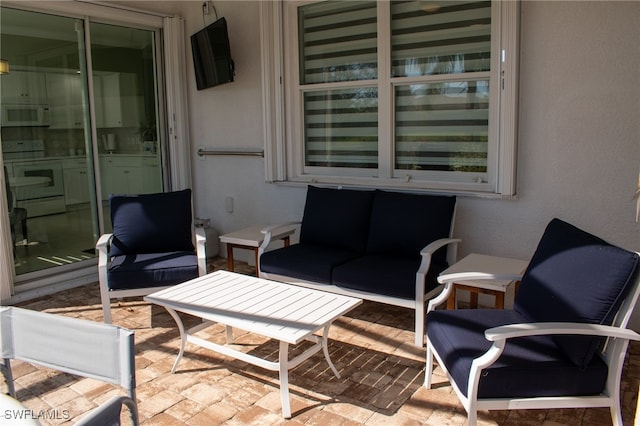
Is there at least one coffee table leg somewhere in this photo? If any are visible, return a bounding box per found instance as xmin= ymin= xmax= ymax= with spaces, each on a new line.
xmin=322 ymin=323 xmax=341 ymax=379
xmin=163 ymin=307 xmax=187 ymax=373
xmin=279 ymin=341 xmax=292 ymax=419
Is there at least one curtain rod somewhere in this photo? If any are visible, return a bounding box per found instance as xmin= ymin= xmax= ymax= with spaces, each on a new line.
xmin=74 ymin=0 xmax=174 ymax=18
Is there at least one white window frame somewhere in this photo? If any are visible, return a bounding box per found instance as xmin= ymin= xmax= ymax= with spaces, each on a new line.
xmin=262 ymin=0 xmax=519 ymax=197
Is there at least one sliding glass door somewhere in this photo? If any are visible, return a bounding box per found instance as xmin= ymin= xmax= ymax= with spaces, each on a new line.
xmin=0 ymin=6 xmax=164 ymax=281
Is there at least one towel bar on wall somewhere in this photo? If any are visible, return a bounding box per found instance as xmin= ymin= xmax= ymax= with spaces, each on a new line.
xmin=197 ymin=147 xmax=264 ymax=157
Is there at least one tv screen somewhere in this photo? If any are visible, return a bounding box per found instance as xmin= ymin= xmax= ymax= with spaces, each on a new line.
xmin=191 ymin=17 xmax=235 ymax=90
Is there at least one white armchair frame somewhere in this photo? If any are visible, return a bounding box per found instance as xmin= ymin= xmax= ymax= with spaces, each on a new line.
xmin=425 ymin=261 xmax=640 ymax=426
xmin=97 ymin=226 xmax=206 ymax=324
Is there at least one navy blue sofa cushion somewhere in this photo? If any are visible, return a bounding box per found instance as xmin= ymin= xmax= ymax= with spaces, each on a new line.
xmin=366 ymin=190 xmax=456 ymax=263
xmin=109 ymin=189 xmax=194 ymax=257
xmin=514 ymin=218 xmax=639 ymax=368
xmin=108 ymin=251 xmax=199 ymax=290
xmin=426 ymin=309 xmax=609 ymax=399
xmin=259 ymin=243 xmax=361 ymax=284
xmin=299 ymin=186 xmax=374 ymax=253
xmin=333 ymin=254 xmax=448 ymax=299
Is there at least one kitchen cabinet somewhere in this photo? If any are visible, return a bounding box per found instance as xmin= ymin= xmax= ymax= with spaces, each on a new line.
xmin=94 ymin=73 xmax=141 ymax=128
xmin=99 ymin=155 xmax=161 ymax=200
xmin=45 ymin=72 xmax=85 ymax=129
xmin=63 ymin=158 xmax=91 ymax=205
xmin=1 ymin=70 xmax=47 ymax=103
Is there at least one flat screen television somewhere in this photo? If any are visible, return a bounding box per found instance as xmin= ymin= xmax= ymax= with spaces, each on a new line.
xmin=191 ymin=17 xmax=235 ymax=90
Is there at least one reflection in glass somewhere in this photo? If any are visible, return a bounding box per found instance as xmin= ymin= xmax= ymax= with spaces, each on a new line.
xmin=390 ymin=1 xmax=491 ymax=78
xmin=304 ymin=88 xmax=378 ymax=168
xmin=299 ymin=1 xmax=377 ymax=85
xmin=395 ymin=81 xmax=489 ymax=172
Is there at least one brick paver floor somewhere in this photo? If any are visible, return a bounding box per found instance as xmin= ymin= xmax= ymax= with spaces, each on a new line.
xmin=4 ymin=257 xmax=639 ymax=425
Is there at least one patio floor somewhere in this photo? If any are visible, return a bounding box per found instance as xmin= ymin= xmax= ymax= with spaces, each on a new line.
xmin=5 ymin=257 xmax=640 ymax=425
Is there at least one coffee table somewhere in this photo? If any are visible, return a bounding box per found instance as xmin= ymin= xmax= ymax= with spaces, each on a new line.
xmin=144 ymin=270 xmax=362 ymax=418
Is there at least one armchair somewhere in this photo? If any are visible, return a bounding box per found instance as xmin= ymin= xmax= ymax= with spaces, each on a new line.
xmin=0 ymin=306 xmax=138 ymax=425
xmin=97 ymin=189 xmax=206 ymax=323
xmin=425 ymin=218 xmax=640 ymax=425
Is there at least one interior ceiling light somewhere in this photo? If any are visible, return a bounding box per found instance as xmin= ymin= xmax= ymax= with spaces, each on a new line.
xmin=420 ymin=3 xmax=441 ymax=13
xmin=0 ymin=59 xmax=9 ymax=75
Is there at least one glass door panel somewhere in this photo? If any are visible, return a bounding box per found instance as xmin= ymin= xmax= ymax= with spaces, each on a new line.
xmin=0 ymin=7 xmax=165 ymax=282
xmin=1 ymin=7 xmax=99 ymax=278
xmin=90 ymin=22 xmax=163 ymax=233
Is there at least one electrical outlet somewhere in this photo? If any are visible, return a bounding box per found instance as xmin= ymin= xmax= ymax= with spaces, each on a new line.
xmin=202 ymin=1 xmax=210 ymax=15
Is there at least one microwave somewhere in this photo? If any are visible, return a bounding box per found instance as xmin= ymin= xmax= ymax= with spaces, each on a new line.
xmin=1 ymin=104 xmax=51 ymax=127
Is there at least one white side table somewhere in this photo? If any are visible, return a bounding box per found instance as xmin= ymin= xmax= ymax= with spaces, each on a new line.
xmin=219 ymin=225 xmax=295 ymax=272
xmin=440 ymin=253 xmax=529 ymax=309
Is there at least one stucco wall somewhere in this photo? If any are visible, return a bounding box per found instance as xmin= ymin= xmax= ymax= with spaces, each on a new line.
xmin=173 ymin=1 xmax=640 ymax=326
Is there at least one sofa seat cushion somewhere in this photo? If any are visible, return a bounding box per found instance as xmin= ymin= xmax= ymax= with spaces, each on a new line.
xmin=366 ymin=190 xmax=456 ymax=263
xmin=427 ymin=309 xmax=609 ymax=399
xmin=108 ymin=251 xmax=199 ymax=290
xmin=259 ymin=243 xmax=362 ymax=284
xmin=299 ymin=186 xmax=374 ymax=253
xmin=333 ymin=254 xmax=448 ymax=299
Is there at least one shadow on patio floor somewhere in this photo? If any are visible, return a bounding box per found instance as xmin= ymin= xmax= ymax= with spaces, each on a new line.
xmin=5 ymin=257 xmax=640 ymax=425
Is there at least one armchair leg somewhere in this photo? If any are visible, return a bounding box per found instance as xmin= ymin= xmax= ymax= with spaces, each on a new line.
xmin=415 ymin=307 xmax=425 ymax=347
xmin=425 ymin=344 xmax=434 ymax=389
xmin=100 ymin=285 xmax=113 ymax=324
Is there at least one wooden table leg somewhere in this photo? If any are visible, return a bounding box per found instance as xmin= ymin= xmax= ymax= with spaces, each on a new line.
xmin=447 ymin=286 xmax=457 ymax=309
xmin=226 ymin=244 xmax=235 ymax=272
xmin=254 ymin=248 xmax=259 ymax=274
xmin=495 ymin=292 xmax=505 ymax=309
xmin=469 ymin=291 xmax=479 ymax=309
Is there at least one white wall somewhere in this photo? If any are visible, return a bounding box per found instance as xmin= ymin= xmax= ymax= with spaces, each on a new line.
xmin=168 ymin=1 xmax=640 ymax=325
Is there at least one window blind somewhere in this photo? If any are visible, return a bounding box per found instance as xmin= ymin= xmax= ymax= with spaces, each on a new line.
xmin=391 ymin=1 xmax=491 ymax=173
xmin=300 ymin=1 xmax=378 ymax=168
xmin=299 ymin=1 xmax=377 ymax=84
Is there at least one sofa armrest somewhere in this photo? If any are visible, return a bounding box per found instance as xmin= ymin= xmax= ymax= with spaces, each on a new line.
xmin=417 ymin=238 xmax=461 ymax=278
xmin=195 ymin=226 xmax=207 ymax=275
xmin=258 ymin=222 xmax=300 ymax=253
xmin=485 ymin=322 xmax=640 ymax=342
xmin=96 ymin=233 xmax=113 ymax=292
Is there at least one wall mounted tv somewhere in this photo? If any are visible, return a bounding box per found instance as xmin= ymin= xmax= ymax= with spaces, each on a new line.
xmin=191 ymin=17 xmax=235 ymax=90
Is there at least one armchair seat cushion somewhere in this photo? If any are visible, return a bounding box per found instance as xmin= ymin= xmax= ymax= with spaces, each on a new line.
xmin=427 ymin=309 xmax=608 ymax=399
xmin=108 ymin=251 xmax=199 ymax=290
xmin=259 ymin=243 xmax=362 ymax=284
xmin=333 ymin=254 xmax=447 ymax=299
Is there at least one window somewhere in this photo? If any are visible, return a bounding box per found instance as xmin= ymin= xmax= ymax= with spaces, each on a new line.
xmin=262 ymin=0 xmax=519 ymax=196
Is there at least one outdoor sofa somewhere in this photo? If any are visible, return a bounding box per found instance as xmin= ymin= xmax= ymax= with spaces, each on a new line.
xmin=258 ymin=185 xmax=459 ymax=346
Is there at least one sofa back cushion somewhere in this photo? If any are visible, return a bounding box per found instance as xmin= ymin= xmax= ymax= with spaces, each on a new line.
xmin=109 ymin=189 xmax=195 ymax=256
xmin=515 ymin=218 xmax=639 ymax=369
xmin=366 ymin=190 xmax=456 ymax=261
xmin=299 ymin=186 xmax=374 ymax=253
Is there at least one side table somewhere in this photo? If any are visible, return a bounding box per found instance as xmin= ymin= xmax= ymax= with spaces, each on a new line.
xmin=440 ymin=253 xmax=529 ymax=309
xmin=219 ymin=225 xmax=295 ymax=272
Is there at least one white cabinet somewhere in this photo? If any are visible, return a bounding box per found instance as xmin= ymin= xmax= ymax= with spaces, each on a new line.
xmin=63 ymin=158 xmax=91 ymax=205
xmin=1 ymin=70 xmax=47 ymax=103
xmin=45 ymin=72 xmax=85 ymax=129
xmin=100 ymin=155 xmax=161 ymax=200
xmin=94 ymin=73 xmax=141 ymax=128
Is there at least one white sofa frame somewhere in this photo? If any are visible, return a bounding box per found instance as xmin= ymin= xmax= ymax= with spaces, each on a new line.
xmin=258 ymin=207 xmax=459 ymax=347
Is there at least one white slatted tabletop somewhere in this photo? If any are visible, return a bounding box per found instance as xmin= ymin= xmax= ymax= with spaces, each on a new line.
xmin=145 ymin=270 xmax=362 ymax=418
